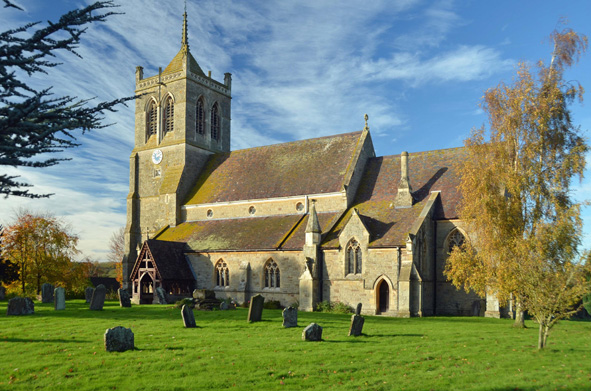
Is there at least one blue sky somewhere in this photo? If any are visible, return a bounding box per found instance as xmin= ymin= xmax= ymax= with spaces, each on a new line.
xmin=1 ymin=0 xmax=590 ymax=261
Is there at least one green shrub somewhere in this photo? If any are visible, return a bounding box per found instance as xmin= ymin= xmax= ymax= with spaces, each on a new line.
xmin=174 ymin=297 xmax=195 ymax=309
xmin=315 ymin=300 xmax=353 ymax=314
xmin=263 ymin=300 xmax=283 ymax=310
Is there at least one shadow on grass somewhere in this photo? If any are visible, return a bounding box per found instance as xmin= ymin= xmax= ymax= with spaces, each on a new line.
xmin=3 ymin=337 xmax=90 ymax=343
xmin=364 ymin=333 xmax=425 ymax=338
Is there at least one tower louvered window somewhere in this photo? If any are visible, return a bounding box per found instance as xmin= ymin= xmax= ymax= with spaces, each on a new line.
xmin=147 ymin=100 xmax=157 ymax=137
xmin=163 ymin=96 xmax=174 ymax=135
xmin=211 ymin=103 xmax=220 ymax=141
xmin=215 ymin=259 xmax=229 ymax=287
xmin=264 ymin=259 xmax=280 ymax=288
xmin=346 ymin=239 xmax=362 ymax=275
xmin=196 ymin=98 xmax=205 ymax=135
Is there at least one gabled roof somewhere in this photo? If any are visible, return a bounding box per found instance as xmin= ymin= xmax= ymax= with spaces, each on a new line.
xmin=131 ymin=239 xmax=195 ymax=281
xmin=183 ymin=131 xmax=363 ymax=205
xmin=323 ymin=147 xmax=466 ymax=248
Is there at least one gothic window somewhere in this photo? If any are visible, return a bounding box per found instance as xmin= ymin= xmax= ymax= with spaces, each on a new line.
xmin=447 ymin=229 xmax=466 ymax=254
xmin=346 ymin=239 xmax=362 ymax=275
xmin=196 ymin=97 xmax=205 ymax=135
xmin=264 ymin=259 xmax=280 ymax=288
xmin=215 ymin=259 xmax=229 ymax=287
xmin=146 ymin=99 xmax=157 ymax=138
xmin=211 ymin=102 xmax=220 ymax=141
xmin=163 ymin=96 xmax=174 ymax=135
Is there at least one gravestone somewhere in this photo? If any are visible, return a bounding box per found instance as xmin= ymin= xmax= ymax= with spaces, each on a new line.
xmin=302 ymin=323 xmax=323 ymax=341
xmin=54 ymin=287 xmax=66 ymax=310
xmin=282 ymin=306 xmax=298 ymax=328
xmin=85 ymin=287 xmax=94 ymax=303
xmin=118 ymin=289 xmax=131 ymax=308
xmin=0 ymin=285 xmax=5 ymax=300
xmin=104 ymin=326 xmax=134 ymax=352
xmin=155 ymin=287 xmax=167 ymax=304
xmin=182 ymin=304 xmax=196 ymax=328
xmin=247 ymin=294 xmax=264 ymax=322
xmin=89 ymin=284 xmax=106 ymax=310
xmin=348 ymin=314 xmax=365 ymax=336
xmin=41 ymin=283 xmax=54 ymax=303
xmin=7 ymin=297 xmax=34 ymax=315
xmin=219 ymin=301 xmax=229 ymax=310
xmin=355 ymin=303 xmax=362 ymax=316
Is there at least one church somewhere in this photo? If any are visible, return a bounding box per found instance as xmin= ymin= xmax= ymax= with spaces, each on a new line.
xmin=123 ymin=12 xmax=499 ymax=317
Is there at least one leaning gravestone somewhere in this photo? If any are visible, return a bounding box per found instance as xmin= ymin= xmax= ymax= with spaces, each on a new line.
xmin=355 ymin=302 xmax=362 ymax=316
xmin=282 ymin=306 xmax=298 ymax=328
xmin=182 ymin=304 xmax=196 ymax=328
xmin=219 ymin=301 xmax=229 ymax=310
xmin=89 ymin=284 xmax=106 ymax=310
xmin=155 ymin=287 xmax=168 ymax=304
xmin=54 ymin=287 xmax=66 ymax=310
xmin=7 ymin=297 xmax=34 ymax=315
xmin=0 ymin=285 xmax=5 ymax=300
xmin=85 ymin=287 xmax=94 ymax=303
xmin=247 ymin=294 xmax=265 ymax=322
xmin=302 ymin=323 xmax=323 ymax=341
xmin=41 ymin=283 xmax=54 ymax=303
xmin=118 ymin=289 xmax=131 ymax=308
xmin=348 ymin=314 xmax=365 ymax=337
xmin=104 ymin=326 xmax=134 ymax=352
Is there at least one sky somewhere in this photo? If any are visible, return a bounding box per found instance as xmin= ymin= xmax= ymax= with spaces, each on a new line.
xmin=1 ymin=0 xmax=590 ymax=262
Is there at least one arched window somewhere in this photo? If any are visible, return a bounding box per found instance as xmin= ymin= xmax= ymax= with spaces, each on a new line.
xmin=447 ymin=229 xmax=466 ymax=254
xmin=211 ymin=102 xmax=220 ymax=141
xmin=346 ymin=239 xmax=362 ymax=275
xmin=215 ymin=259 xmax=229 ymax=287
xmin=163 ymin=96 xmax=174 ymax=135
xmin=264 ymin=259 xmax=280 ymax=288
xmin=146 ymin=99 xmax=157 ymax=138
xmin=196 ymin=97 xmax=205 ymax=136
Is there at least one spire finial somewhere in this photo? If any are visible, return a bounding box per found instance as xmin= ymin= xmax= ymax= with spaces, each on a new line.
xmin=363 ymin=113 xmax=369 ymax=131
xmin=181 ymin=2 xmax=189 ymax=51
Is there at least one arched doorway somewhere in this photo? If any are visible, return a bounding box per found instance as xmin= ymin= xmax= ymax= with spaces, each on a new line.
xmin=377 ymin=279 xmax=390 ymax=314
xmin=140 ymin=273 xmax=154 ymax=304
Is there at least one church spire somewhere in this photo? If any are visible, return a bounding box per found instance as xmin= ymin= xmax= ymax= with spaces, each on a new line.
xmin=181 ymin=3 xmax=189 ymax=52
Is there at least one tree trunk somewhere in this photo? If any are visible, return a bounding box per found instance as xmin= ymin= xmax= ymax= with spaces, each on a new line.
xmin=512 ymin=297 xmax=526 ymax=328
xmin=543 ymin=324 xmax=550 ymax=348
xmin=538 ymin=323 xmax=545 ymax=349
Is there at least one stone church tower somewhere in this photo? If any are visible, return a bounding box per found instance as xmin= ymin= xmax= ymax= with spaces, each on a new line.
xmin=123 ymin=12 xmax=232 ymax=288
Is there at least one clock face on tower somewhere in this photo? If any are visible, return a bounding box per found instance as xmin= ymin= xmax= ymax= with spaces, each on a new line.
xmin=152 ymin=149 xmax=163 ymax=165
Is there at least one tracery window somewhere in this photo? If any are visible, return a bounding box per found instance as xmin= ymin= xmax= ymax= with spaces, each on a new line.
xmin=264 ymin=259 xmax=280 ymax=288
xmin=211 ymin=102 xmax=220 ymax=141
xmin=346 ymin=239 xmax=362 ymax=275
xmin=447 ymin=229 xmax=466 ymax=254
xmin=196 ymin=97 xmax=205 ymax=135
xmin=163 ymin=96 xmax=174 ymax=135
xmin=215 ymin=259 xmax=229 ymax=287
xmin=146 ymin=99 xmax=157 ymax=138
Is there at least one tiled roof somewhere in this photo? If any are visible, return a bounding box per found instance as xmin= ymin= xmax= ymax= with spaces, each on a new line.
xmin=323 ymin=147 xmax=466 ymax=248
xmin=145 ymin=239 xmax=195 ymax=281
xmin=183 ymin=131 xmax=363 ymax=205
xmin=162 ymin=48 xmax=205 ymax=76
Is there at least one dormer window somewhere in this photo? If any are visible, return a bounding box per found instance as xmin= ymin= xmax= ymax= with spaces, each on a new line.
xmin=163 ymin=96 xmax=174 ymax=135
xmin=346 ymin=239 xmax=362 ymax=275
xmin=211 ymin=102 xmax=220 ymax=141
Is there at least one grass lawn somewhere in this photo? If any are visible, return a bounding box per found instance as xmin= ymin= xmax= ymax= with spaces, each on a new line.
xmin=0 ymin=300 xmax=590 ymax=390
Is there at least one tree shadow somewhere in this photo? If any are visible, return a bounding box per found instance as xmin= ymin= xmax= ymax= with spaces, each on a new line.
xmin=3 ymin=338 xmax=90 ymax=343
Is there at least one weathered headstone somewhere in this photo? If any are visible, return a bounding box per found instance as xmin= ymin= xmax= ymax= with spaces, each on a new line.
xmin=302 ymin=323 xmax=323 ymax=341
xmin=471 ymin=300 xmax=481 ymax=317
xmin=104 ymin=326 xmax=134 ymax=352
xmin=155 ymin=287 xmax=167 ymax=304
xmin=118 ymin=288 xmax=131 ymax=308
xmin=348 ymin=314 xmax=365 ymax=337
xmin=0 ymin=285 xmax=5 ymax=300
xmin=355 ymin=303 xmax=363 ymax=316
xmin=41 ymin=283 xmax=54 ymax=303
xmin=219 ymin=301 xmax=229 ymax=310
xmin=182 ymin=304 xmax=196 ymax=328
xmin=282 ymin=306 xmax=298 ymax=328
xmin=85 ymin=287 xmax=94 ymax=303
xmin=54 ymin=287 xmax=66 ymax=310
xmin=247 ymin=294 xmax=264 ymax=322
xmin=89 ymin=284 xmax=106 ymax=310
xmin=7 ymin=297 xmax=34 ymax=315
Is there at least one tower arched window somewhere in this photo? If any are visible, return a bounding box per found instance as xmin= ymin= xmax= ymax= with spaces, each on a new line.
xmin=196 ymin=97 xmax=205 ymax=136
xmin=447 ymin=229 xmax=466 ymax=254
xmin=264 ymin=259 xmax=280 ymax=288
xmin=346 ymin=239 xmax=362 ymax=275
xmin=163 ymin=96 xmax=174 ymax=135
xmin=146 ymin=99 xmax=157 ymax=138
xmin=215 ymin=259 xmax=229 ymax=287
xmin=211 ymin=102 xmax=220 ymax=141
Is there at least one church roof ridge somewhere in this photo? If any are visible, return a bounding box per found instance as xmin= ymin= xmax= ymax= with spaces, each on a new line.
xmin=379 ymin=145 xmax=466 ymax=159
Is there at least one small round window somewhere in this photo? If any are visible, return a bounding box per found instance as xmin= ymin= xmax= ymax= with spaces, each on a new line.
xmin=207 ymin=209 xmax=213 ymax=218
xmin=249 ymin=206 xmax=256 ymax=215
xmin=296 ymin=202 xmax=304 ymax=212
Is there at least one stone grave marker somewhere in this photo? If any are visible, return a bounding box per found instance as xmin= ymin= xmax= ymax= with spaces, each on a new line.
xmin=219 ymin=301 xmax=229 ymax=310
xmin=182 ymin=304 xmax=196 ymax=328
xmin=302 ymin=323 xmax=323 ymax=341
xmin=355 ymin=303 xmax=362 ymax=316
xmin=7 ymin=297 xmax=34 ymax=315
xmin=54 ymin=287 xmax=66 ymax=310
xmin=104 ymin=326 xmax=134 ymax=352
xmin=41 ymin=283 xmax=54 ymax=303
xmin=155 ymin=287 xmax=167 ymax=304
xmin=247 ymin=294 xmax=264 ymax=322
xmin=89 ymin=284 xmax=106 ymax=310
xmin=348 ymin=314 xmax=365 ymax=337
xmin=282 ymin=306 xmax=298 ymax=328
xmin=85 ymin=287 xmax=94 ymax=303
xmin=118 ymin=288 xmax=131 ymax=308
xmin=0 ymin=285 xmax=5 ymax=300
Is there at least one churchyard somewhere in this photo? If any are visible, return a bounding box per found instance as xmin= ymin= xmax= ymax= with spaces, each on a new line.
xmin=1 ymin=300 xmax=590 ymax=390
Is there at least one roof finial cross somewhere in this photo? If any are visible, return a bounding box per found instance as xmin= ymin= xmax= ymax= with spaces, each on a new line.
xmin=181 ymin=2 xmax=189 ymax=51
xmin=363 ymin=113 xmax=369 ymax=131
